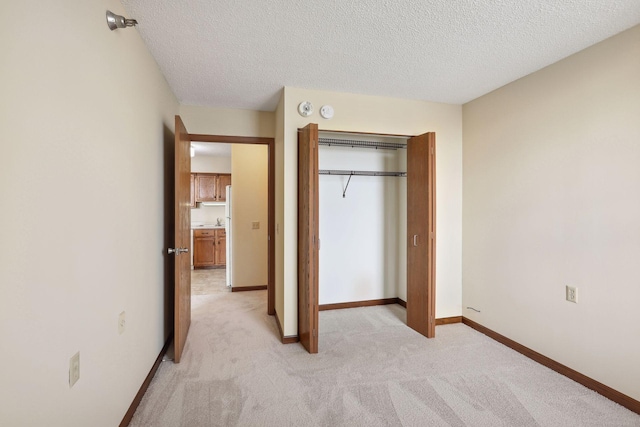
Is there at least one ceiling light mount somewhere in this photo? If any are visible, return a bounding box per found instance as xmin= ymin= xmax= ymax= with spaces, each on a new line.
xmin=106 ymin=10 xmax=138 ymax=31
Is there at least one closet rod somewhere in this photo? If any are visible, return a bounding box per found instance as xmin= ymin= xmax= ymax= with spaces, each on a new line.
xmin=318 ymin=138 xmax=406 ymax=150
xmin=319 ymin=169 xmax=407 ymax=177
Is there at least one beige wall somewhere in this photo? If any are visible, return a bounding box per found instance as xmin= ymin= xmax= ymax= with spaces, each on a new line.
xmin=231 ymin=145 xmax=269 ymax=288
xmin=274 ymin=93 xmax=286 ymax=327
xmin=179 ymin=105 xmax=275 ymax=137
xmin=191 ymin=155 xmax=232 ymax=174
xmin=0 ymin=1 xmax=178 ymax=426
xmin=462 ymin=25 xmax=640 ymax=401
xmin=280 ymin=87 xmax=463 ymax=336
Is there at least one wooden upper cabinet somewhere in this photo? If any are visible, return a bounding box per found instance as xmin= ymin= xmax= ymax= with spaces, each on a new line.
xmin=216 ymin=174 xmax=231 ymax=202
xmin=195 ymin=173 xmax=218 ymax=202
xmin=194 ymin=173 xmax=231 ymax=202
xmin=190 ymin=174 xmax=196 ymax=208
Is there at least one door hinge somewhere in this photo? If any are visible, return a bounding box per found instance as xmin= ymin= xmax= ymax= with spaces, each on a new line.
xmin=430 ymin=146 xmax=434 ymax=155
xmin=430 ymin=232 xmax=434 ymax=239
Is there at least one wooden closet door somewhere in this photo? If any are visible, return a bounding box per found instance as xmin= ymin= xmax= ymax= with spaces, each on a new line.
xmin=406 ymin=132 xmax=436 ymax=338
xmin=298 ymin=123 xmax=319 ymax=353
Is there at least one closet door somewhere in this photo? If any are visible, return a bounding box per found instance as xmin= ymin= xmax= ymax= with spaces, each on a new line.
xmin=407 ymin=132 xmax=436 ymax=338
xmin=298 ymin=123 xmax=319 ymax=353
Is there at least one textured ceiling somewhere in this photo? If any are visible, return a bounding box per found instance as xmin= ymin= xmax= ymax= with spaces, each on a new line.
xmin=121 ymin=0 xmax=640 ymax=111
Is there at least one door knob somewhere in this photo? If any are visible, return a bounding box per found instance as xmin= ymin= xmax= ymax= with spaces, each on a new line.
xmin=168 ymin=248 xmax=189 ymax=255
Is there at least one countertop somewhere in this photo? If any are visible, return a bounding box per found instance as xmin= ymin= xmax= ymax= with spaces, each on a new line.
xmin=191 ymin=223 xmax=225 ymax=230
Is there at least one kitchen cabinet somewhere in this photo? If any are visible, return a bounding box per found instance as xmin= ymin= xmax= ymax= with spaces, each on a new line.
xmin=195 ymin=173 xmax=218 ymax=202
xmin=214 ymin=228 xmax=226 ymax=265
xmin=190 ymin=174 xmax=196 ymax=208
xmin=193 ymin=228 xmax=226 ymax=268
xmin=216 ymin=174 xmax=231 ymax=202
xmin=194 ymin=173 xmax=232 ymax=202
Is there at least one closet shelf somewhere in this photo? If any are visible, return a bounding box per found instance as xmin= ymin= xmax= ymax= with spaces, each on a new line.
xmin=318 ymin=138 xmax=406 ymax=150
xmin=319 ymin=169 xmax=407 ymax=177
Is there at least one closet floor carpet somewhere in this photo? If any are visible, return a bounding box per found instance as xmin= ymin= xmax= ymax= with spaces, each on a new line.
xmin=129 ymin=290 xmax=639 ymax=426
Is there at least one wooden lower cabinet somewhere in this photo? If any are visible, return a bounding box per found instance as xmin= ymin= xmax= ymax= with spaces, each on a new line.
xmin=193 ymin=229 xmax=226 ymax=268
xmin=215 ymin=229 xmax=226 ymax=265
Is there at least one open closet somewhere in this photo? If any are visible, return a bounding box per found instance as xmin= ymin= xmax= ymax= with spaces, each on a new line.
xmin=298 ymin=123 xmax=436 ymax=354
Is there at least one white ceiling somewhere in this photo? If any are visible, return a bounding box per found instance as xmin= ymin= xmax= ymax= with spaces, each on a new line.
xmin=121 ymin=0 xmax=640 ymax=111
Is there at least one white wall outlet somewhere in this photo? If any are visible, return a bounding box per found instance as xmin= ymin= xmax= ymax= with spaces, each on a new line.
xmin=118 ymin=311 xmax=126 ymax=334
xmin=69 ymin=351 xmax=80 ymax=387
xmin=252 ymin=221 xmax=260 ymax=230
xmin=566 ymin=286 xmax=578 ymax=303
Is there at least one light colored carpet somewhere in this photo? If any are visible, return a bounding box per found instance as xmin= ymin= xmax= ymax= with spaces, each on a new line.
xmin=130 ymin=290 xmax=640 ymax=426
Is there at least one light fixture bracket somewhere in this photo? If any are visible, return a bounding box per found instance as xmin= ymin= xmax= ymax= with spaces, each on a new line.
xmin=106 ymin=10 xmax=138 ymax=31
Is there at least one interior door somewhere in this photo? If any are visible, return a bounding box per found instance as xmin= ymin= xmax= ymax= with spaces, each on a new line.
xmin=172 ymin=115 xmax=192 ymax=362
xmin=406 ymin=132 xmax=436 ymax=338
xmin=298 ymin=123 xmax=319 ymax=353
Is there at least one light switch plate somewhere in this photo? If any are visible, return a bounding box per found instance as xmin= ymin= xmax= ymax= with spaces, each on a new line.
xmin=252 ymin=221 xmax=260 ymax=230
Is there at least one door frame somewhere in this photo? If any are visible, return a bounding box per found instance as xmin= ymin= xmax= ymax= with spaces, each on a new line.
xmin=190 ymin=134 xmax=276 ymax=315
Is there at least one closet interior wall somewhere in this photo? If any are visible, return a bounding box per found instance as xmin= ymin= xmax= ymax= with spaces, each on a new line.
xmin=318 ymin=132 xmax=408 ymax=305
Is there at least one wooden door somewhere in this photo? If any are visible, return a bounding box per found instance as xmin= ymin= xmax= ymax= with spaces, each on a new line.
xmin=298 ymin=123 xmax=319 ymax=353
xmin=173 ymin=115 xmax=192 ymax=362
xmin=406 ymin=132 xmax=436 ymax=338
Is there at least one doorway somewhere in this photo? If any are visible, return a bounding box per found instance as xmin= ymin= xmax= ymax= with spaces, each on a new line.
xmin=190 ymin=134 xmax=276 ymax=315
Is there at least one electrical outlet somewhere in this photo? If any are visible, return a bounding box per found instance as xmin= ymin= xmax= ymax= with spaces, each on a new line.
xmin=118 ymin=311 xmax=126 ymax=334
xmin=566 ymin=286 xmax=578 ymax=303
xmin=252 ymin=221 xmax=260 ymax=230
xmin=69 ymin=352 xmax=80 ymax=387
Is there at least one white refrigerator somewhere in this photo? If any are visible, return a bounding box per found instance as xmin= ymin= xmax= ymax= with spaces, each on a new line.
xmin=225 ymin=185 xmax=232 ymax=288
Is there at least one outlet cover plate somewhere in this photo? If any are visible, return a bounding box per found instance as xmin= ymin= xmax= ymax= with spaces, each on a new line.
xmin=69 ymin=351 xmax=80 ymax=387
xmin=118 ymin=311 xmax=126 ymax=334
xmin=566 ymin=286 xmax=578 ymax=303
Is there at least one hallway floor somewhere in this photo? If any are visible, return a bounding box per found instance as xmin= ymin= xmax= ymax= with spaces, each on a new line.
xmin=191 ymin=268 xmax=228 ymax=295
